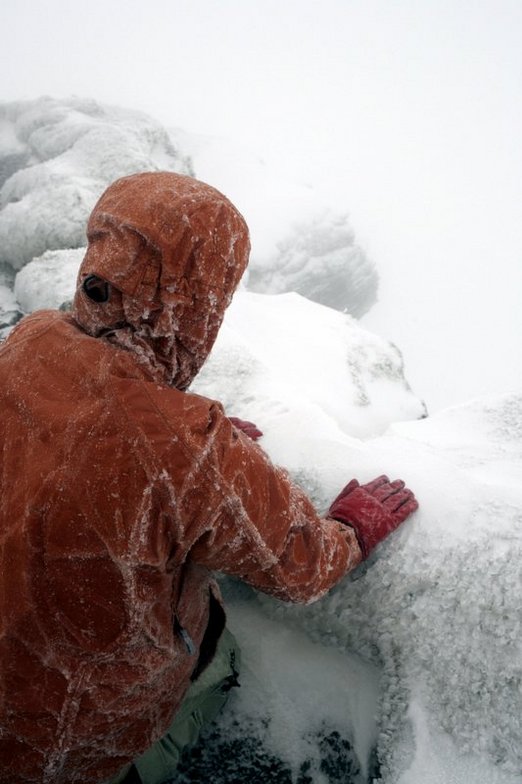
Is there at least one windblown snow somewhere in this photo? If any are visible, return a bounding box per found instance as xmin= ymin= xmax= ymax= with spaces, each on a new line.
xmin=1 ymin=96 xmax=521 ymax=784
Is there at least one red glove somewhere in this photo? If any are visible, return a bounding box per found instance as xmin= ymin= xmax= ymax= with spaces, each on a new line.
xmin=328 ymin=475 xmax=418 ymax=558
xmin=229 ymin=417 xmax=263 ymax=441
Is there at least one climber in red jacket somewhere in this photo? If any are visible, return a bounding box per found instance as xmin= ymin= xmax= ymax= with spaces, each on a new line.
xmin=0 ymin=172 xmax=417 ymax=784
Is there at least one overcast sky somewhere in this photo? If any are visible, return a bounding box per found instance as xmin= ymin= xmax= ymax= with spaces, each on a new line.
xmin=2 ymin=0 xmax=522 ymax=408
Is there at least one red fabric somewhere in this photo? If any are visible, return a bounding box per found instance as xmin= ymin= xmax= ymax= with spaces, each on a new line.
xmin=328 ymin=474 xmax=418 ymax=558
xmin=73 ymin=171 xmax=250 ymax=391
xmin=0 ymin=173 xmax=362 ymax=783
xmin=228 ymin=417 xmax=263 ymax=441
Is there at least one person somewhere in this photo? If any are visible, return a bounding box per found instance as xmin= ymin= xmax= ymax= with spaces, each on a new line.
xmin=0 ymin=172 xmax=418 ymax=784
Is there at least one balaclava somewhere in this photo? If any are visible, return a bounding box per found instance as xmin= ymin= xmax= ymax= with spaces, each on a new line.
xmin=72 ymin=172 xmax=250 ymax=389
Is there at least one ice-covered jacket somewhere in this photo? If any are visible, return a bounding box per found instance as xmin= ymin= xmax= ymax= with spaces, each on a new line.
xmin=0 ymin=173 xmax=362 ymax=784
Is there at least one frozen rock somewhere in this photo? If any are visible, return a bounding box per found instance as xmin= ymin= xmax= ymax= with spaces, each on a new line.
xmin=0 ymin=99 xmax=378 ymax=319
xmin=0 ymin=97 xmax=192 ymax=270
xmin=252 ymin=393 xmax=522 ymax=783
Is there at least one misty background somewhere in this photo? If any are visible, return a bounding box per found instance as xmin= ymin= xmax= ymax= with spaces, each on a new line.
xmin=2 ymin=0 xmax=521 ymax=411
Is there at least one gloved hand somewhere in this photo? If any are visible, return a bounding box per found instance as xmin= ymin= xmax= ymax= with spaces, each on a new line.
xmin=229 ymin=417 xmax=263 ymax=441
xmin=328 ymin=475 xmax=418 ymax=558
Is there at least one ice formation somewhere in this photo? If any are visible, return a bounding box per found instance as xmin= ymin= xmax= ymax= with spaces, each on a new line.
xmin=0 ymin=97 xmax=191 ymax=270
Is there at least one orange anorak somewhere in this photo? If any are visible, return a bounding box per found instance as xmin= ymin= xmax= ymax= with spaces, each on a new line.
xmin=0 ymin=173 xmax=362 ymax=783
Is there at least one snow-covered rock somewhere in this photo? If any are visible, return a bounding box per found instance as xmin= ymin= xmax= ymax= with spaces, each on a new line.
xmin=0 ymin=97 xmax=192 ymax=270
xmin=169 ymin=128 xmax=378 ymax=317
xmin=248 ymin=393 xmax=522 ymax=784
xmin=14 ymin=247 xmax=84 ymax=312
xmin=193 ymin=291 xmax=425 ymax=440
xmin=0 ymin=97 xmax=377 ymax=321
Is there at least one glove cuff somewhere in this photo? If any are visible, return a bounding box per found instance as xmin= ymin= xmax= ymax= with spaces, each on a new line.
xmin=328 ymin=514 xmax=369 ymax=559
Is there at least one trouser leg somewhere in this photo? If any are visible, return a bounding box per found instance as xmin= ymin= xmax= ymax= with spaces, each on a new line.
xmin=115 ymin=628 xmax=240 ymax=784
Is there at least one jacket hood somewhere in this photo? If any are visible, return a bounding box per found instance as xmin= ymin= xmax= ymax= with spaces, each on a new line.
xmin=72 ymin=172 xmax=250 ymax=389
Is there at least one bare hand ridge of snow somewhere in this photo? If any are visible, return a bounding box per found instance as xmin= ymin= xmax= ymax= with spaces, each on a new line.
xmin=1 ymin=96 xmax=520 ymax=784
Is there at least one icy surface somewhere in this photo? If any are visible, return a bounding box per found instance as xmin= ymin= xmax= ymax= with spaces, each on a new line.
xmin=247 ymin=394 xmax=522 ymax=782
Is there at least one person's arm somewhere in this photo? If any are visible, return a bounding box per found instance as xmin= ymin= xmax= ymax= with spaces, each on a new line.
xmin=139 ymin=384 xmax=417 ymax=605
xmin=187 ymin=404 xmax=363 ymax=603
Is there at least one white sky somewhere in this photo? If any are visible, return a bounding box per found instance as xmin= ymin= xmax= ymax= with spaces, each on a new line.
xmin=2 ymin=0 xmax=522 ymax=410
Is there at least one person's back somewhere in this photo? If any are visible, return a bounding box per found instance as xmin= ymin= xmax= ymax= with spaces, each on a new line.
xmin=0 ymin=309 xmax=231 ymax=781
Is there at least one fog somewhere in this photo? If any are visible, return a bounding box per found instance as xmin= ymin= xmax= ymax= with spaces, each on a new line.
xmin=2 ymin=0 xmax=522 ymax=409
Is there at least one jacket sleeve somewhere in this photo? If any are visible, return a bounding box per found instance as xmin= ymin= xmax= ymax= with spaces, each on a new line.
xmin=187 ymin=401 xmax=362 ymax=604
xmin=139 ymin=384 xmax=363 ymax=605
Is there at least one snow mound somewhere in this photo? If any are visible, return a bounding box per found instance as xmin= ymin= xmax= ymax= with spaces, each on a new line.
xmin=169 ymin=128 xmax=378 ymax=317
xmin=192 ymin=290 xmax=426 ymax=440
xmin=175 ymin=597 xmax=380 ymax=783
xmin=0 ymin=97 xmax=191 ymax=270
xmin=250 ymin=393 xmax=522 ymax=783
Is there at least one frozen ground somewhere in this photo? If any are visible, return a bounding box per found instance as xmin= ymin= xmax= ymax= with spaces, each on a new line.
xmin=1 ymin=97 xmax=521 ymax=783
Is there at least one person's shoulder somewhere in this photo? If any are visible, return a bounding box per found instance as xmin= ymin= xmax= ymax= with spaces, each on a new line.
xmin=2 ymin=309 xmax=67 ymax=347
xmin=0 ymin=311 xmax=87 ymax=368
xmin=138 ymin=381 xmax=225 ymax=432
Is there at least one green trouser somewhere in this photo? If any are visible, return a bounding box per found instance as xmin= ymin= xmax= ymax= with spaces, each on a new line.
xmin=107 ymin=628 xmax=240 ymax=784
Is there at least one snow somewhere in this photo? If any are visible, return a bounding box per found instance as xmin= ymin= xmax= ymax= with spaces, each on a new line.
xmin=1 ymin=96 xmax=521 ymax=783
xmin=0 ymin=99 xmax=378 ymax=318
xmin=224 ymin=600 xmax=381 ymax=782
xmin=251 ymin=392 xmax=522 ymax=782
xmin=14 ymin=248 xmax=84 ymax=312
xmin=194 ymin=291 xmax=426 ymax=440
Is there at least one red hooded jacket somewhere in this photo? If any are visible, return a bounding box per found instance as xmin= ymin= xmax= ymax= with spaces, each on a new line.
xmin=0 ymin=173 xmax=362 ymax=783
